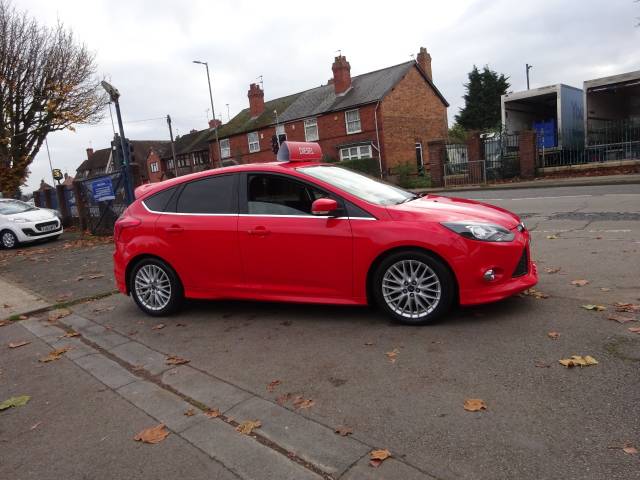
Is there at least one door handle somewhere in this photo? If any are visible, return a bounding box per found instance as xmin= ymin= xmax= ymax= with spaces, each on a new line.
xmin=247 ymin=226 xmax=270 ymax=237
xmin=165 ymin=225 xmax=184 ymax=234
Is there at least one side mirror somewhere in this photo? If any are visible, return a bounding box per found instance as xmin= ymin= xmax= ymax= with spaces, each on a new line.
xmin=311 ymin=198 xmax=339 ymax=216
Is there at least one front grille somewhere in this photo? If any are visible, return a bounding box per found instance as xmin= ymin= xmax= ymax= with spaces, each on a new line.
xmin=35 ymin=220 xmax=58 ymax=231
xmin=22 ymin=225 xmax=62 ymax=237
xmin=512 ymin=248 xmax=529 ymax=277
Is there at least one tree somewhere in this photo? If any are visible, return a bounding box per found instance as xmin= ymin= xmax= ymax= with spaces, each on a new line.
xmin=455 ymin=65 xmax=509 ymax=132
xmin=0 ymin=1 xmax=107 ymax=196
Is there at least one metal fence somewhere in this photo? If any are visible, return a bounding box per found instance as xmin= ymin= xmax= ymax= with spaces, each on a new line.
xmin=78 ymin=172 xmax=127 ymax=235
xmin=443 ymin=142 xmax=486 ymax=187
xmin=483 ymin=133 xmax=520 ymax=181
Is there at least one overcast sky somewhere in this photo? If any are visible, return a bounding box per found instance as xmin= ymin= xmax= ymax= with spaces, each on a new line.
xmin=19 ymin=0 xmax=640 ymax=191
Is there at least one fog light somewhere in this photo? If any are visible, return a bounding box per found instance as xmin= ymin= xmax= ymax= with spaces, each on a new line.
xmin=483 ymin=269 xmax=496 ymax=282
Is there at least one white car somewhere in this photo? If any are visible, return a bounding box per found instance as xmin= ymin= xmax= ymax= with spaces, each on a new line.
xmin=0 ymin=199 xmax=63 ymax=249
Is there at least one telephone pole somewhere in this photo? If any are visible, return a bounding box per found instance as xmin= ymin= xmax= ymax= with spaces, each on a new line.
xmin=526 ymin=63 xmax=533 ymax=90
xmin=166 ymin=115 xmax=178 ymax=177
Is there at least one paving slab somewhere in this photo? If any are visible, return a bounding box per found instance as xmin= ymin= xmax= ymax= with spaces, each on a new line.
xmin=79 ymin=324 xmax=130 ymax=350
xmin=59 ymin=313 xmax=95 ymax=331
xmin=227 ymin=396 xmax=369 ymax=476
xmin=74 ymin=353 xmax=139 ymax=389
xmin=110 ymin=341 xmax=172 ymax=375
xmin=181 ymin=419 xmax=323 ymax=480
xmin=48 ymin=336 xmax=97 ymax=360
xmin=161 ymin=365 xmax=252 ymax=412
xmin=19 ymin=317 xmax=66 ymax=340
xmin=0 ymin=277 xmax=50 ymax=319
xmin=341 ymin=456 xmax=437 ymax=480
xmin=117 ymin=380 xmax=205 ymax=433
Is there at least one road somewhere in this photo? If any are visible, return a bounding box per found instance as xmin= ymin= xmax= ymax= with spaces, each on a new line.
xmin=1 ymin=183 xmax=639 ymax=480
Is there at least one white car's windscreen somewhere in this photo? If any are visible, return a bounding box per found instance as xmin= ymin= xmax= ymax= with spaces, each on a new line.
xmin=0 ymin=200 xmax=37 ymax=215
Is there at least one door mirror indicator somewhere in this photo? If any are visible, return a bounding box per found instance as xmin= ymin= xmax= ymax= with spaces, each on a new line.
xmin=311 ymin=198 xmax=339 ymax=216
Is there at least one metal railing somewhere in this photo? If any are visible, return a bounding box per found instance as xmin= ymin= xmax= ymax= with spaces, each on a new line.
xmin=444 ymin=159 xmax=486 ymax=187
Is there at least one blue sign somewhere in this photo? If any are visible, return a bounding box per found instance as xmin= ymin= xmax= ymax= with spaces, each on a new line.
xmin=90 ymin=177 xmax=115 ymax=202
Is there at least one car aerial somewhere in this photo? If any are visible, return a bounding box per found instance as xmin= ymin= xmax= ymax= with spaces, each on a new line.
xmin=113 ymin=141 xmax=537 ymax=325
xmin=0 ymin=198 xmax=63 ymax=249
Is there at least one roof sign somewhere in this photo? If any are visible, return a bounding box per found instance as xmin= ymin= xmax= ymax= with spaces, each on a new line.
xmin=276 ymin=141 xmax=322 ymax=162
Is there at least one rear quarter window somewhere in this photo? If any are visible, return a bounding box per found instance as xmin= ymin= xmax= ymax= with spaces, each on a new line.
xmin=143 ymin=186 xmax=178 ymax=212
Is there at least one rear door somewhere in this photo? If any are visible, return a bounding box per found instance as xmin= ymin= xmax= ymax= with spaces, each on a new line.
xmin=237 ymin=172 xmax=353 ymax=300
xmin=153 ymin=174 xmax=241 ymax=296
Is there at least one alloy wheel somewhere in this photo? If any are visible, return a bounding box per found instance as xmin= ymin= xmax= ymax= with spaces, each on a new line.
xmin=134 ymin=264 xmax=172 ymax=311
xmin=382 ymin=259 xmax=442 ymax=319
xmin=2 ymin=231 xmax=16 ymax=249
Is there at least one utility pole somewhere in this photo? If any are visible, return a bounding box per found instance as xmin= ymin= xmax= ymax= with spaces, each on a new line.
xmin=226 ymin=104 xmax=230 ymax=122
xmin=193 ymin=60 xmax=221 ymax=168
xmin=44 ymin=137 xmax=57 ymax=186
xmin=274 ymin=110 xmax=281 ymax=147
xmin=526 ymin=63 xmax=533 ymax=90
xmin=166 ymin=115 xmax=178 ymax=177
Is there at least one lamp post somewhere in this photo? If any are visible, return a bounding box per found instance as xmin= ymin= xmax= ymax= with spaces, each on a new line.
xmin=193 ymin=60 xmax=222 ymax=168
xmin=526 ymin=63 xmax=533 ymax=90
xmin=100 ymin=80 xmax=134 ymax=205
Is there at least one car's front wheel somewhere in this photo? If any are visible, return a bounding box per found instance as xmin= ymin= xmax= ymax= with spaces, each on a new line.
xmin=373 ymin=250 xmax=454 ymax=325
xmin=130 ymin=258 xmax=183 ymax=316
xmin=1 ymin=230 xmax=18 ymax=249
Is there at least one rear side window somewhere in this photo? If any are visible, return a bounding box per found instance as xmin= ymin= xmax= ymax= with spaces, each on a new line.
xmin=143 ymin=186 xmax=178 ymax=212
xmin=177 ymin=175 xmax=236 ymax=214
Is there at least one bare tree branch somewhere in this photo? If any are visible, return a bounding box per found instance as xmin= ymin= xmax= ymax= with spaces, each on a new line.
xmin=0 ymin=0 xmax=108 ymax=196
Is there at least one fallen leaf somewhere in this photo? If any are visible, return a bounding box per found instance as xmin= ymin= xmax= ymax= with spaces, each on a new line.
xmin=292 ymin=396 xmax=315 ymax=409
xmin=204 ymin=408 xmax=221 ymax=418
xmin=236 ymin=420 xmax=261 ymax=435
xmin=48 ymin=308 xmax=71 ymax=321
xmin=623 ymin=444 xmax=638 ymax=455
xmin=276 ymin=393 xmax=292 ymax=406
xmin=544 ymin=267 xmax=561 ymax=274
xmin=152 ymin=323 xmax=166 ymax=330
xmin=463 ymin=399 xmax=487 ymax=412
xmin=3 ymin=303 xmax=11 ymax=308
xmin=369 ymin=449 xmax=391 ymax=468
xmin=523 ymin=288 xmax=549 ymax=299
xmin=88 ymin=274 xmax=104 ymax=280
xmin=134 ymin=424 xmax=169 ymax=444
xmin=600 ymin=287 xmax=611 ymax=292
xmin=18 ymin=315 xmax=28 ymax=320
xmin=559 ymin=355 xmax=598 ymax=368
xmin=184 ymin=408 xmax=196 ymax=417
xmin=582 ymin=304 xmax=606 ymax=311
xmin=608 ymin=315 xmax=636 ymax=324
xmin=546 ymin=234 xmax=558 ymax=240
xmin=571 ymin=279 xmax=589 ymax=287
xmin=364 ymin=341 xmax=374 ymax=346
xmin=547 ymin=331 xmax=560 ymax=339
xmin=176 ymin=322 xmax=187 ymax=327
xmin=266 ymin=380 xmax=281 ymax=392
xmin=8 ymin=340 xmax=30 ymax=348
xmin=75 ymin=276 xmax=84 ymax=282
xmin=62 ymin=331 xmax=80 ymax=338
xmin=385 ymin=348 xmax=400 ymax=363
xmin=0 ymin=320 xmax=9 ymax=327
xmin=534 ymin=361 xmax=551 ymax=368
xmin=335 ymin=426 xmax=353 ymax=436
xmin=628 ymin=327 xmax=640 ymax=334
xmin=0 ymin=395 xmax=30 ymax=410
xmin=39 ymin=347 xmax=70 ymax=363
xmin=56 ymin=293 xmax=72 ymax=302
xmin=614 ymin=302 xmax=640 ymax=313
xmin=165 ymin=355 xmax=189 ymax=365
xmin=30 ymin=421 xmax=42 ymax=430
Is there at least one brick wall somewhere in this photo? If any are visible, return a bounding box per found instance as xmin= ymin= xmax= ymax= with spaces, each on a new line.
xmin=146 ymin=149 xmax=164 ymax=183
xmin=380 ymin=66 xmax=448 ymax=174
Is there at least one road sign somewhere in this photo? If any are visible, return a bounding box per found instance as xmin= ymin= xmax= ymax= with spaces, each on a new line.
xmin=52 ymin=169 xmax=63 ymax=181
xmin=90 ymin=177 xmax=115 ymax=202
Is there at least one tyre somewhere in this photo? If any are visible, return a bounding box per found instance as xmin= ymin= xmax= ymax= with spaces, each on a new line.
xmin=1 ymin=230 xmax=19 ymax=249
xmin=373 ymin=250 xmax=454 ymax=325
xmin=129 ymin=258 xmax=183 ymax=316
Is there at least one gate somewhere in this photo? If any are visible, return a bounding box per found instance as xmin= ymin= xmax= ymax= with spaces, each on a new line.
xmin=78 ymin=172 xmax=127 ymax=235
xmin=443 ymin=143 xmax=485 ymax=187
xmin=483 ymin=132 xmax=520 ymax=181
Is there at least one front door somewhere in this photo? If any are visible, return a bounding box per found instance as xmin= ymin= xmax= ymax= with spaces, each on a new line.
xmin=238 ymin=173 xmax=353 ymax=300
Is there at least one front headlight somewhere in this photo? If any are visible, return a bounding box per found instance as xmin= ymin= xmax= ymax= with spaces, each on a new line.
xmin=442 ymin=221 xmax=515 ymax=242
xmin=10 ymin=217 xmax=29 ymax=223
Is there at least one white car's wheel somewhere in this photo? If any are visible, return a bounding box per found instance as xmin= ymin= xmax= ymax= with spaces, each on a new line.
xmin=1 ymin=230 xmax=18 ymax=249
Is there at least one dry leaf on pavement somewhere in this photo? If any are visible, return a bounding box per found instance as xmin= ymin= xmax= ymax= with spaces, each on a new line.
xmin=546 ymin=235 xmax=558 ymax=240
xmin=266 ymin=380 xmax=281 ymax=392
xmin=571 ymin=279 xmax=589 ymax=287
xmin=623 ymin=444 xmax=638 ymax=455
xmin=582 ymin=304 xmax=606 ymax=311
xmin=88 ymin=274 xmax=104 ymax=280
xmin=276 ymin=393 xmax=292 ymax=406
xmin=385 ymin=348 xmax=400 ymax=363
xmin=547 ymin=331 xmax=560 ymax=339
xmin=534 ymin=361 xmax=551 ymax=368
xmin=152 ymin=323 xmax=166 ymax=330
xmin=463 ymin=399 xmax=487 ymax=412
xmin=62 ymin=331 xmax=80 ymax=338
xmin=628 ymin=326 xmax=640 ymax=334
xmin=8 ymin=341 xmax=30 ymax=348
xmin=523 ymin=288 xmax=549 ymax=299
xmin=48 ymin=308 xmax=71 ymax=322
xmin=165 ymin=355 xmax=189 ymax=365
xmin=204 ymin=408 xmax=221 ymax=418
xmin=134 ymin=424 xmax=170 ymax=444
xmin=0 ymin=320 xmax=9 ymax=327
xmin=614 ymin=302 xmax=640 ymax=313
xmin=0 ymin=395 xmax=30 ymax=410
xmin=608 ymin=315 xmax=636 ymax=324
xmin=184 ymin=409 xmax=196 ymax=417
xmin=335 ymin=426 xmax=353 ymax=436
xmin=369 ymin=449 xmax=391 ymax=468
xmin=236 ymin=420 xmax=261 ymax=435
xmin=544 ymin=267 xmax=561 ymax=274
xmin=39 ymin=347 xmax=70 ymax=363
xmin=292 ymin=396 xmax=315 ymax=410
xmin=559 ymin=355 xmax=598 ymax=368
xmin=600 ymin=287 xmax=611 ymax=292
xmin=364 ymin=341 xmax=374 ymax=346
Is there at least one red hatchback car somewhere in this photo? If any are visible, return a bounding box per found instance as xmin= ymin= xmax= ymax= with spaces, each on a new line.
xmin=113 ymin=142 xmax=537 ymax=325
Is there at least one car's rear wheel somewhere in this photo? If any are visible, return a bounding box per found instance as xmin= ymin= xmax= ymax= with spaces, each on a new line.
xmin=130 ymin=258 xmax=183 ymax=316
xmin=1 ymin=230 xmax=18 ymax=249
xmin=373 ymin=250 xmax=454 ymax=325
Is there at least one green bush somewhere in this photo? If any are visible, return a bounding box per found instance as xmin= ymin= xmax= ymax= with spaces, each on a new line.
xmin=394 ymin=161 xmax=431 ymax=189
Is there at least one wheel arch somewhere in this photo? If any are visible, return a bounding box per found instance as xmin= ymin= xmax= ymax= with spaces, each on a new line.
xmin=124 ymin=253 xmax=183 ymax=295
xmin=365 ymin=246 xmax=459 ymax=306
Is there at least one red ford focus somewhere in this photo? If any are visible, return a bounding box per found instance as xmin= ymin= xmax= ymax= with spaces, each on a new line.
xmin=113 ymin=141 xmax=537 ymax=325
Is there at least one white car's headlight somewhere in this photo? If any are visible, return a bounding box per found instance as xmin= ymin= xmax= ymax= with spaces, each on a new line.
xmin=442 ymin=222 xmax=515 ymax=242
xmin=10 ymin=217 xmax=30 ymax=223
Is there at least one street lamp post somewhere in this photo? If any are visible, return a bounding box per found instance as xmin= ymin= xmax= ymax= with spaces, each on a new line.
xmin=193 ymin=60 xmax=222 ymax=168
xmin=100 ymin=80 xmax=134 ymax=205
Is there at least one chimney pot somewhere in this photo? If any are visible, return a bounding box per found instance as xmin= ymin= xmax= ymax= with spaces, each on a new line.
xmin=416 ymin=47 xmax=432 ymax=80
xmin=209 ymin=119 xmax=222 ymax=129
xmin=248 ymin=83 xmax=265 ymax=118
xmin=331 ymin=55 xmax=352 ymax=95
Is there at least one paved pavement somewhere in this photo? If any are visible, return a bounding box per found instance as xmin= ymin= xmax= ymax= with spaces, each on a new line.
xmin=1 ymin=183 xmax=639 ymax=479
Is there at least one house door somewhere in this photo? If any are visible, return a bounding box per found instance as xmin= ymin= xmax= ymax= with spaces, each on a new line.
xmin=416 ymin=142 xmax=424 ymax=175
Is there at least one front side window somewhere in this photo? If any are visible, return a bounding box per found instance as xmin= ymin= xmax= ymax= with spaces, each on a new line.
xmin=345 ymin=109 xmax=361 ymax=134
xmin=247 ymin=132 xmax=260 ymax=153
xmin=176 ymin=175 xmax=236 ymax=214
xmin=339 ymin=145 xmax=372 ymax=161
xmin=304 ymin=118 xmax=319 ymax=141
xmin=247 ymin=174 xmax=330 ymax=216
xmin=220 ymin=138 xmax=231 ymax=158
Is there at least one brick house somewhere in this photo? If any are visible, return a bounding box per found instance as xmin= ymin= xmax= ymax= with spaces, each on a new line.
xmin=210 ymin=47 xmax=449 ymax=175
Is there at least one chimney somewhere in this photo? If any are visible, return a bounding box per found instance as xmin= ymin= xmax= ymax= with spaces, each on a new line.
xmin=332 ymin=55 xmax=351 ymax=95
xmin=86 ymin=147 xmax=94 ymax=158
xmin=248 ymin=83 xmax=265 ymax=118
xmin=416 ymin=47 xmax=432 ymax=80
xmin=208 ymin=119 xmax=222 ymax=129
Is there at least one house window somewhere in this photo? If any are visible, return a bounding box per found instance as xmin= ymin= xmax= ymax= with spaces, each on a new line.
xmin=339 ymin=145 xmax=372 ymax=161
xmin=345 ymin=109 xmax=361 ymax=134
xmin=150 ymin=162 xmax=159 ymax=173
xmin=177 ymin=156 xmax=189 ymax=168
xmin=167 ymin=158 xmax=174 ymax=170
xmin=193 ymin=151 xmax=207 ymax=166
xmin=248 ymin=132 xmax=260 ymax=153
xmin=304 ymin=118 xmax=319 ymax=141
xmin=220 ymin=138 xmax=231 ymax=158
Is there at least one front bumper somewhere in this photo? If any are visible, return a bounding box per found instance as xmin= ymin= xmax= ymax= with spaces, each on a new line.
xmin=13 ymin=219 xmax=63 ymax=243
